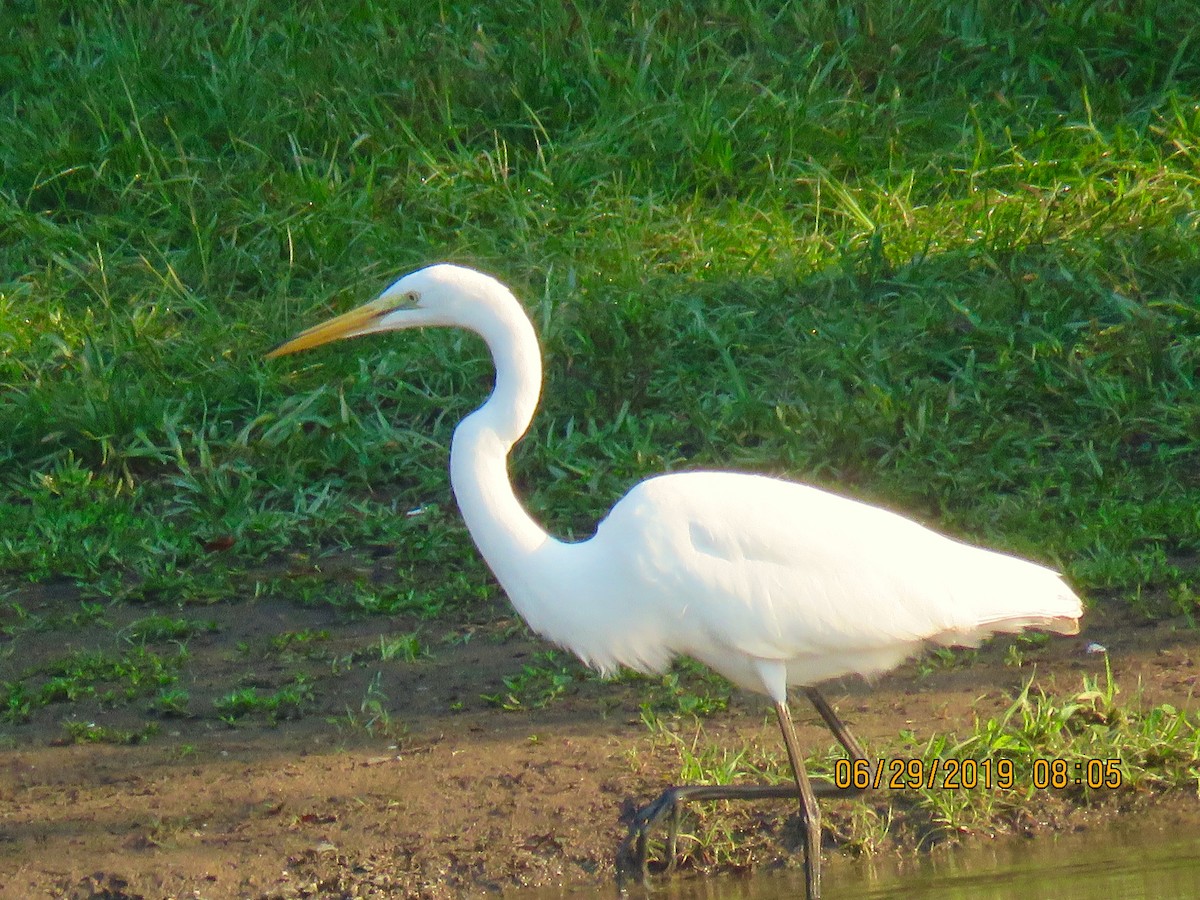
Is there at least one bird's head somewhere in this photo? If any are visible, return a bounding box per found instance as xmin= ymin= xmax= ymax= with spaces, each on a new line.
xmin=266 ymin=263 xmax=502 ymax=358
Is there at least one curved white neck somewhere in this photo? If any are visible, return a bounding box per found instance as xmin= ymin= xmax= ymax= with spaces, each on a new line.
xmin=448 ymin=289 xmax=556 ymax=595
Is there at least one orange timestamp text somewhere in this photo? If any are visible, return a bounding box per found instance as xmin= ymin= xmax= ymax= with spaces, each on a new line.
xmin=832 ymin=757 xmax=1125 ymax=791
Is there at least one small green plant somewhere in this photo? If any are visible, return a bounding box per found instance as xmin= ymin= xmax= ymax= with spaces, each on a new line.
xmin=214 ymin=676 xmax=315 ymax=724
xmin=377 ymin=633 xmax=426 ymax=662
xmin=269 ymin=629 xmax=331 ymax=654
xmin=340 ymin=671 xmax=401 ymax=737
xmin=663 ymin=722 xmax=755 ymax=787
xmin=915 ymin=647 xmax=978 ymax=678
xmin=214 ymin=688 xmax=263 ymax=722
xmin=71 ymin=602 xmax=107 ymax=627
xmin=1002 ymin=632 xmax=1053 ymax=668
xmin=1168 ymin=582 xmax=1197 ymax=624
xmin=633 ymin=658 xmax=734 ymax=718
xmin=62 ymin=720 xmax=161 ymax=745
xmin=151 ymin=688 xmax=190 ymax=717
xmin=126 ymin=615 xmax=217 ymax=643
xmin=0 ymin=600 xmax=34 ymax=639
xmin=0 ymin=599 xmax=107 ymax=638
xmin=483 ymin=652 xmax=581 ymax=710
xmin=2 ymin=682 xmax=32 ymax=724
xmin=269 ymin=676 xmax=315 ymax=720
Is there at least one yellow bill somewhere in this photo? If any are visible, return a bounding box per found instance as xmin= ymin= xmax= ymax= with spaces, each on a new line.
xmin=266 ymin=298 xmax=390 ymax=359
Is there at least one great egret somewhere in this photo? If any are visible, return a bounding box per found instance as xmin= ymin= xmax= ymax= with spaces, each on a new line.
xmin=268 ymin=263 xmax=1082 ymax=898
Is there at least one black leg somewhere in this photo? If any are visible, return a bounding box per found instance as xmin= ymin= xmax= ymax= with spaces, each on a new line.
xmin=775 ymin=699 xmax=821 ymax=898
xmin=615 ymin=687 xmax=868 ymax=893
xmin=805 ymin=687 xmax=867 ymax=763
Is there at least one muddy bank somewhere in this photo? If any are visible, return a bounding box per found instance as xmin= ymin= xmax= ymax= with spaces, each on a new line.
xmin=1 ymin=596 xmax=1198 ymax=899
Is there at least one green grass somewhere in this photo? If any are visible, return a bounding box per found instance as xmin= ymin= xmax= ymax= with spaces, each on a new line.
xmin=213 ymin=675 xmax=315 ymax=724
xmin=126 ymin=614 xmax=218 ymax=643
xmin=334 ymin=669 xmax=402 ymax=737
xmin=1 ymin=1 xmax=1198 ymax=730
xmin=2 ymin=1 xmax=1196 ymax=612
xmin=61 ymin=719 xmax=161 ymax=745
xmin=482 ymin=649 xmax=581 ymax=710
xmin=904 ymin=661 xmax=1200 ymax=831
xmin=2 ymin=645 xmax=187 ymax=723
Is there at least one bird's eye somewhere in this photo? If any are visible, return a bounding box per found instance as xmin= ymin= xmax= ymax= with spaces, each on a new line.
xmin=403 ymin=291 xmax=420 ymax=307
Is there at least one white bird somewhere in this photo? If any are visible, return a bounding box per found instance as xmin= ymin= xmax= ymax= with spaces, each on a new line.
xmin=268 ymin=263 xmax=1082 ymax=899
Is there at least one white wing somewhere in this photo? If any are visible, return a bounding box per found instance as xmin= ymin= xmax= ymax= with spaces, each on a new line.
xmin=590 ymin=471 xmax=1080 ymax=689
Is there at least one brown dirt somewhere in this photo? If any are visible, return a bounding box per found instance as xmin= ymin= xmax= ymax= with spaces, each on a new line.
xmin=2 ymin=586 xmax=1198 ymax=900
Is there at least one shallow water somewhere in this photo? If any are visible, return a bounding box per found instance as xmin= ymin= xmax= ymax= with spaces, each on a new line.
xmin=510 ymin=814 xmax=1200 ymax=899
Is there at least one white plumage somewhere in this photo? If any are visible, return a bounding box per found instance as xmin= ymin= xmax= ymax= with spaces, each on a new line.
xmin=269 ymin=262 xmax=1082 ymax=898
xmin=558 ymin=471 xmax=1080 ymax=693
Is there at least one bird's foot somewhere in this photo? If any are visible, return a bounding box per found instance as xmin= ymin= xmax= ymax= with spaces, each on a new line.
xmin=615 ymin=787 xmax=687 ymax=889
xmin=614 ymin=781 xmax=840 ymax=891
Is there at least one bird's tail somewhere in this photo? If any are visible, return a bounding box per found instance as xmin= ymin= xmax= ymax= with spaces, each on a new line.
xmin=931 ymin=548 xmax=1083 ymax=648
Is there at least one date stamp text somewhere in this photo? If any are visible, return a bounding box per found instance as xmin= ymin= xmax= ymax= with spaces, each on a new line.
xmin=833 ymin=757 xmax=1124 ymax=791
